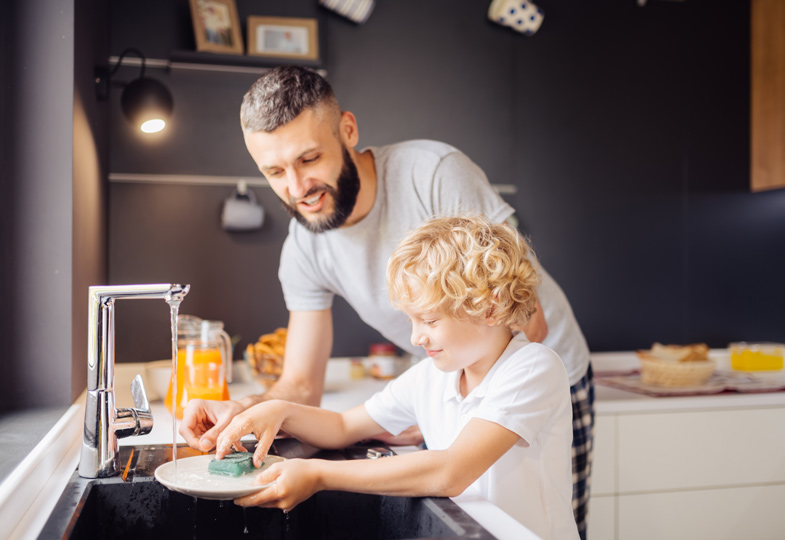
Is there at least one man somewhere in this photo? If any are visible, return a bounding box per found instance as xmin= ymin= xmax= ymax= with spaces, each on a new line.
xmin=180 ymin=66 xmax=594 ymax=537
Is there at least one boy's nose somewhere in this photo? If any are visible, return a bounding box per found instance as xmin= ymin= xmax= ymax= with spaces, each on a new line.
xmin=410 ymin=328 xmax=428 ymax=348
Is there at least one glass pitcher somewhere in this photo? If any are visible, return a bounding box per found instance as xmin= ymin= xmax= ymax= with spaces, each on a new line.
xmin=165 ymin=314 xmax=232 ymax=419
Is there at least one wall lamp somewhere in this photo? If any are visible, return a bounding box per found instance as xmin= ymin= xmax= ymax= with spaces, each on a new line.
xmin=96 ymin=48 xmax=174 ymax=134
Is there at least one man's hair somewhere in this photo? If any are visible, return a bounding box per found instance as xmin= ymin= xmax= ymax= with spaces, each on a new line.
xmin=387 ymin=214 xmax=541 ymax=328
xmin=240 ymin=66 xmax=340 ymax=133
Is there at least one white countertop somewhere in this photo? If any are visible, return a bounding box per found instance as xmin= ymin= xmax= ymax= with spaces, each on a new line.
xmin=5 ymin=350 xmax=785 ymax=540
xmin=592 ymin=350 xmax=785 ymax=414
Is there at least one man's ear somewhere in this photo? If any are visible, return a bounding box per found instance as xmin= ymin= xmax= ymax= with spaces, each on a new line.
xmin=339 ymin=111 xmax=359 ymax=148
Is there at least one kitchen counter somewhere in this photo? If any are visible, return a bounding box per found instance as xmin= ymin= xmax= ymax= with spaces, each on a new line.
xmin=587 ymin=351 xmax=785 ymax=540
xmin=0 ymin=406 xmax=68 ymax=484
xmin=1 ymin=369 xmax=537 ymax=540
xmin=592 ymin=350 xmax=785 ymax=413
xmin=4 ymin=351 xmax=784 ymax=540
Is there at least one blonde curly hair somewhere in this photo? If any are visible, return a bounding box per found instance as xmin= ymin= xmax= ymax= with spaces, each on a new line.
xmin=386 ymin=214 xmax=541 ymax=328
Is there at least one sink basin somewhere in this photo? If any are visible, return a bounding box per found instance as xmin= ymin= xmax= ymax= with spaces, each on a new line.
xmin=39 ymin=442 xmax=494 ymax=539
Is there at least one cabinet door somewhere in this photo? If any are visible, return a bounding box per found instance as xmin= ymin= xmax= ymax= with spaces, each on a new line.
xmin=587 ymin=496 xmax=615 ymax=540
xmin=592 ymin=415 xmax=616 ymax=496
xmin=617 ymin=408 xmax=785 ymax=492
xmin=751 ymin=0 xmax=785 ymax=192
xmin=618 ymin=485 xmax=785 ymax=540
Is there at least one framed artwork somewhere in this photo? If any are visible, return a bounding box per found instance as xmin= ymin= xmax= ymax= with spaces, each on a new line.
xmin=189 ymin=0 xmax=244 ymax=55
xmin=247 ymin=16 xmax=320 ymax=61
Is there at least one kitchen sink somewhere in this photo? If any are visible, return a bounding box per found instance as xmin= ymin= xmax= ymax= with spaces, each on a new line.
xmin=39 ymin=441 xmax=495 ymax=539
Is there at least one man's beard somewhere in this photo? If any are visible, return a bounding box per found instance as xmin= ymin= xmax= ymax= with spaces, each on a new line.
xmin=280 ymin=146 xmax=361 ymax=234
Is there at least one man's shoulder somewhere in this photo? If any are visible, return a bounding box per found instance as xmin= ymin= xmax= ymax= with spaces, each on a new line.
xmin=514 ymin=340 xmax=561 ymax=360
xmin=372 ymin=139 xmax=463 ymax=162
xmin=503 ymin=338 xmax=565 ymax=373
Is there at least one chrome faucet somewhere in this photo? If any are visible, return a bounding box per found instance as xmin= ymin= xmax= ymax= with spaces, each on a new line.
xmin=79 ymin=283 xmax=190 ymax=478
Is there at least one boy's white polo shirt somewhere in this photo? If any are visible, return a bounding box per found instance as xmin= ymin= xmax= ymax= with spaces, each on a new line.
xmin=364 ymin=334 xmax=579 ymax=540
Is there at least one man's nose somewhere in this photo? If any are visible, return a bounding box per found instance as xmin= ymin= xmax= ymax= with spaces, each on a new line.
xmin=287 ymin=169 xmax=309 ymax=199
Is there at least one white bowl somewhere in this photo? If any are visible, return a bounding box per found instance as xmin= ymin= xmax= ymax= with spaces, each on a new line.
xmin=145 ymin=360 xmax=173 ymax=401
xmin=324 ymin=358 xmax=352 ymax=392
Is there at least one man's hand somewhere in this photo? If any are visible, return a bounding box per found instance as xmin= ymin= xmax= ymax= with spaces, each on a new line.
xmin=371 ymin=425 xmax=425 ymax=446
xmin=179 ymin=398 xmax=248 ymax=452
xmin=516 ymin=298 xmax=548 ymax=343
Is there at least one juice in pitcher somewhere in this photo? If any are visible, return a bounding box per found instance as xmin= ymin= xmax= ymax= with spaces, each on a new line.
xmin=165 ymin=315 xmax=231 ymax=419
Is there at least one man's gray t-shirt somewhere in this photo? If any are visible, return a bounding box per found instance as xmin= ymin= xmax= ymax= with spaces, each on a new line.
xmin=278 ymin=140 xmax=590 ymax=385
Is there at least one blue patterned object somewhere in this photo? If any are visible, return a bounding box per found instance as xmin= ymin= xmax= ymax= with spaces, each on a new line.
xmin=488 ymin=0 xmax=544 ymax=35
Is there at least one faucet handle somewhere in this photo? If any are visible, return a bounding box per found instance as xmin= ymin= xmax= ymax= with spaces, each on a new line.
xmin=131 ymin=374 xmax=150 ymax=413
xmin=114 ymin=375 xmax=154 ymax=438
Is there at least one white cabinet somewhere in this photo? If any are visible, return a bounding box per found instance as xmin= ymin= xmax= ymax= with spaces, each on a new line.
xmin=618 ymin=408 xmax=785 ymax=492
xmin=591 ymin=416 xmax=616 ymax=496
xmin=588 ymin=406 xmax=785 ymax=540
xmin=618 ymin=485 xmax=785 ymax=540
xmin=587 ymin=495 xmax=615 ymax=540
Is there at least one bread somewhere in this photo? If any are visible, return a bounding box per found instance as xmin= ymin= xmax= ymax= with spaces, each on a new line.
xmin=639 ymin=342 xmax=710 ymax=363
xmin=636 ymin=342 xmax=714 ymax=387
xmin=246 ymin=328 xmax=286 ymax=388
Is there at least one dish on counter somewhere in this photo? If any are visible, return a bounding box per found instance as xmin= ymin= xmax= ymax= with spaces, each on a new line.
xmin=155 ymin=454 xmax=285 ymax=500
xmin=597 ymin=370 xmax=785 ymax=397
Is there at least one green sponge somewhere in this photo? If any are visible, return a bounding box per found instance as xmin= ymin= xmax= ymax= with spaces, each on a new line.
xmin=208 ymin=452 xmax=258 ymax=477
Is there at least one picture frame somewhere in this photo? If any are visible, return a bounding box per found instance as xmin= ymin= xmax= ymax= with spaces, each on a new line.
xmin=247 ymin=16 xmax=320 ymax=62
xmin=189 ymin=0 xmax=244 ymax=55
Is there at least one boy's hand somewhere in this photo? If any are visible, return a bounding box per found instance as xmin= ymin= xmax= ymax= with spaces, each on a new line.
xmin=215 ymin=400 xmax=288 ymax=468
xmin=233 ymin=459 xmax=321 ymax=512
xmin=179 ymin=398 xmax=247 ymax=452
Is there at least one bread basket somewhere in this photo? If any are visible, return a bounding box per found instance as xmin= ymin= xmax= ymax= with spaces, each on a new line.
xmin=636 ymin=343 xmax=715 ymax=387
xmin=637 ymin=355 xmax=716 ymax=387
xmin=246 ymin=328 xmax=286 ymax=390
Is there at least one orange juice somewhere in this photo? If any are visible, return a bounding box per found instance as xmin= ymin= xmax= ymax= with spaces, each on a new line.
xmin=164 ymin=347 xmax=230 ymax=419
xmin=729 ymin=342 xmax=784 ymax=371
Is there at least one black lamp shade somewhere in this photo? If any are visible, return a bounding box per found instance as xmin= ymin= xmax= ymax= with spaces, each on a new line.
xmin=121 ymin=77 xmax=174 ymax=133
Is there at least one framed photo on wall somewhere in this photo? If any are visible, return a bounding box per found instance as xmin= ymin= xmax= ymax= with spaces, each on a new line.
xmin=189 ymin=0 xmax=244 ymax=55
xmin=247 ymin=16 xmax=320 ymax=61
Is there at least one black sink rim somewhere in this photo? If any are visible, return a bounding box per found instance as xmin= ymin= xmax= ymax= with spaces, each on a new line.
xmin=38 ymin=444 xmax=497 ymax=540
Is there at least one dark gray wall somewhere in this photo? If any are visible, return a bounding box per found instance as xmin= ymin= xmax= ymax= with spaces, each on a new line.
xmin=1 ymin=0 xmax=75 ymax=410
xmin=107 ymin=0 xmax=785 ymax=365
xmin=0 ymin=0 xmax=109 ymax=411
xmin=72 ymin=0 xmax=111 ymax=400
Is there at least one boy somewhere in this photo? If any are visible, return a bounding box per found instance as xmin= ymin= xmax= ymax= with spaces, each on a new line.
xmin=215 ymin=215 xmax=578 ymax=540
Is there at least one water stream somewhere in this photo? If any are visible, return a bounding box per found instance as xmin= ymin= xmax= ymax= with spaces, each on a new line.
xmin=167 ymin=299 xmax=183 ymax=478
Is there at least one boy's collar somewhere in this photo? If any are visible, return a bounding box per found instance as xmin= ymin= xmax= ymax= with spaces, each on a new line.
xmin=442 ymin=368 xmax=491 ymax=403
xmin=441 ymin=333 xmax=530 ymax=403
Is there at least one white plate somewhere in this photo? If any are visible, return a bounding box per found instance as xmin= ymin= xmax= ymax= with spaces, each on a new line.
xmin=155 ymin=454 xmax=285 ymax=500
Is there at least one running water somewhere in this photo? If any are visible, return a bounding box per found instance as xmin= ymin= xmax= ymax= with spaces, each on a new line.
xmin=167 ymin=298 xmax=183 ymax=477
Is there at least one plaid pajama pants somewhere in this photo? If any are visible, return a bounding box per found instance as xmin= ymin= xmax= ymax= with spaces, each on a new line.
xmin=571 ymin=363 xmax=595 ymax=540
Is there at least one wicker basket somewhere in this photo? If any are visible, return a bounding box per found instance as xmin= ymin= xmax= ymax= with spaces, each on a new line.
xmin=245 ymin=349 xmax=283 ymax=390
xmin=245 ymin=328 xmax=287 ymax=390
xmin=638 ymin=355 xmax=716 ymax=387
